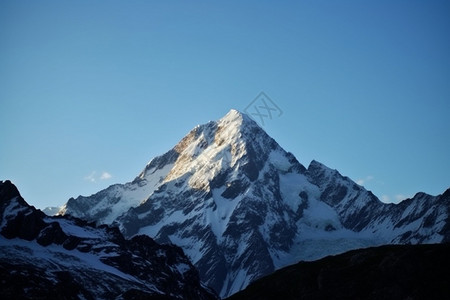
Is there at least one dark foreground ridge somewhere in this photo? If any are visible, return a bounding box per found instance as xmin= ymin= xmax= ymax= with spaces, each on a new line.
xmin=227 ymin=243 xmax=450 ymax=300
xmin=0 ymin=180 xmax=217 ymax=300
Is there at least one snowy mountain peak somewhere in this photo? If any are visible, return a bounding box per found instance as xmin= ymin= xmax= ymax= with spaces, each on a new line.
xmin=221 ymin=108 xmax=244 ymax=122
xmin=163 ymin=109 xmax=277 ymax=187
xmin=217 ymin=108 xmax=257 ymax=127
xmin=137 ymin=109 xmax=252 ymax=183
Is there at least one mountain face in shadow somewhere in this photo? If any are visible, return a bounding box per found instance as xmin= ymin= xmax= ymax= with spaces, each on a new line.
xmin=0 ymin=180 xmax=218 ymax=300
xmin=227 ymin=243 xmax=450 ymax=300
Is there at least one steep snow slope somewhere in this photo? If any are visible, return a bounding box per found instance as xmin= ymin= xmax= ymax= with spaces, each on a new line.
xmin=61 ymin=109 xmax=450 ymax=297
xmin=59 ymin=151 xmax=177 ymax=225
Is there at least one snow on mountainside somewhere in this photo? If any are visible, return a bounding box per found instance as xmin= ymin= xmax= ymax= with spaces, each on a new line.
xmin=42 ymin=206 xmax=61 ymax=216
xmin=60 ymin=109 xmax=450 ymax=298
xmin=59 ymin=155 xmax=175 ymax=224
xmin=0 ymin=180 xmax=217 ymax=300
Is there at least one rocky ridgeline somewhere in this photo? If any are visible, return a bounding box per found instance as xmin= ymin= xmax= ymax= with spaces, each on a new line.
xmin=0 ymin=180 xmax=217 ymax=300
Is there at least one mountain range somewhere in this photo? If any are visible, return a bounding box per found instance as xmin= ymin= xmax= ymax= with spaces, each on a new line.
xmin=0 ymin=180 xmax=217 ymax=299
xmin=59 ymin=109 xmax=450 ymax=297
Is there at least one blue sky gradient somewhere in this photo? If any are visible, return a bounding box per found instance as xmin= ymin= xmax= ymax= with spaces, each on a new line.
xmin=1 ymin=1 xmax=449 ymax=208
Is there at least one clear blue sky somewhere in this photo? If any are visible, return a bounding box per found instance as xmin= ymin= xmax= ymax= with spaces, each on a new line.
xmin=1 ymin=1 xmax=449 ymax=209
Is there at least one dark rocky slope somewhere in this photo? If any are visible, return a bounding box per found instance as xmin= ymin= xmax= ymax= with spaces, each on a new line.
xmin=227 ymin=243 xmax=450 ymax=300
xmin=0 ymin=180 xmax=217 ymax=300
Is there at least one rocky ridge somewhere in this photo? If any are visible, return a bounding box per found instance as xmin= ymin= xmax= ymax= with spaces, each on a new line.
xmin=0 ymin=180 xmax=217 ymax=300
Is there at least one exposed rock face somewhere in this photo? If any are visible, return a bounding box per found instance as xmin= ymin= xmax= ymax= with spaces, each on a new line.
xmin=60 ymin=109 xmax=450 ymax=297
xmin=226 ymin=243 xmax=450 ymax=300
xmin=0 ymin=180 xmax=217 ymax=300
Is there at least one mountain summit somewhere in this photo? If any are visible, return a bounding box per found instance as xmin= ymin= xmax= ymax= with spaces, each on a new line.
xmin=60 ymin=109 xmax=450 ymax=297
